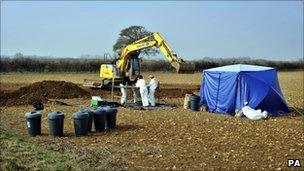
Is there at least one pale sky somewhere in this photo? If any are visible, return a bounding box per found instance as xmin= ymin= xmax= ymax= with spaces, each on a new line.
xmin=1 ymin=1 xmax=303 ymax=61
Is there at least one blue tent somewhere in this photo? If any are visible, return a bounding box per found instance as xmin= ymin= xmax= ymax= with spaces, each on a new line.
xmin=199 ymin=64 xmax=290 ymax=116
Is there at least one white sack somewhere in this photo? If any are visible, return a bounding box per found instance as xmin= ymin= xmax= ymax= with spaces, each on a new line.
xmin=242 ymin=106 xmax=268 ymax=120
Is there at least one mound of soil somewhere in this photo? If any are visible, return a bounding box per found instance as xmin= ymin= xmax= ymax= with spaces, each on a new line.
xmin=0 ymin=81 xmax=90 ymax=106
xmin=157 ymin=84 xmax=200 ymax=98
xmin=158 ymin=88 xmax=197 ymax=98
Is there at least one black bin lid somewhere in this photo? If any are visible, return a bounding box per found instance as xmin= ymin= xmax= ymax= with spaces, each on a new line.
xmin=25 ymin=111 xmax=42 ymax=119
xmin=103 ymin=106 xmax=118 ymax=114
xmin=94 ymin=107 xmax=107 ymax=115
xmin=48 ymin=111 xmax=65 ymax=119
xmin=81 ymin=109 xmax=94 ymax=116
xmin=73 ymin=111 xmax=89 ymax=119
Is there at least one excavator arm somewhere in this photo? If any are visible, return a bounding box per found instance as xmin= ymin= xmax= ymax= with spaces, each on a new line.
xmin=152 ymin=32 xmax=195 ymax=73
xmin=116 ymin=39 xmax=157 ymax=74
xmin=116 ymin=32 xmax=195 ymax=75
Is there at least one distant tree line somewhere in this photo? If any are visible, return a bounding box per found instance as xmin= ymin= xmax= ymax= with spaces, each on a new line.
xmin=192 ymin=57 xmax=304 ymax=71
xmin=0 ymin=54 xmax=303 ymax=72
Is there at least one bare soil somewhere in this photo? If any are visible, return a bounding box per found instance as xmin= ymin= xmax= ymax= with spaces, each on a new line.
xmin=0 ymin=81 xmax=90 ymax=106
xmin=0 ymin=78 xmax=303 ymax=170
xmin=0 ymin=82 xmax=199 ymax=107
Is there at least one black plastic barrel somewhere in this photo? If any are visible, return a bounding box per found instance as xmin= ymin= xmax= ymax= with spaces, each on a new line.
xmin=104 ymin=106 xmax=118 ymax=129
xmin=48 ymin=111 xmax=65 ymax=137
xmin=86 ymin=110 xmax=94 ymax=132
xmin=25 ymin=111 xmax=42 ymax=136
xmin=189 ymin=95 xmax=200 ymax=111
xmin=93 ymin=107 xmax=106 ymax=132
xmin=73 ymin=111 xmax=89 ymax=136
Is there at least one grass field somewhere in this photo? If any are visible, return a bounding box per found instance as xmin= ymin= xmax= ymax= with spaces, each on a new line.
xmin=0 ymin=72 xmax=203 ymax=85
xmin=0 ymin=71 xmax=303 ymax=170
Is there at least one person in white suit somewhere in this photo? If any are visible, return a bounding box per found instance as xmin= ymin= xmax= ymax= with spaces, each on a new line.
xmin=119 ymin=72 xmax=138 ymax=105
xmin=135 ymin=75 xmax=149 ymax=107
xmin=147 ymin=75 xmax=158 ymax=107
xmin=119 ymin=73 xmax=130 ymax=104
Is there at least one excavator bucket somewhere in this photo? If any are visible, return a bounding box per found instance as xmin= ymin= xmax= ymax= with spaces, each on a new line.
xmin=171 ymin=61 xmax=196 ymax=73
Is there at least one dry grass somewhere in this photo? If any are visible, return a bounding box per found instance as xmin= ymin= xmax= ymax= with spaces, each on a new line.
xmin=0 ymin=72 xmax=99 ymax=85
xmin=0 ymin=72 xmax=203 ymax=85
xmin=277 ymin=71 xmax=303 ymax=110
xmin=1 ymin=98 xmax=303 ymax=170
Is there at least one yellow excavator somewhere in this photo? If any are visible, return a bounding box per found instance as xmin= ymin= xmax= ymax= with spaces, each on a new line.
xmin=83 ymin=32 xmax=195 ymax=89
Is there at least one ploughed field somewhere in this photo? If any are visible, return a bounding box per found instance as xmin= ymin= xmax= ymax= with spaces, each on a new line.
xmin=0 ymin=71 xmax=303 ymax=170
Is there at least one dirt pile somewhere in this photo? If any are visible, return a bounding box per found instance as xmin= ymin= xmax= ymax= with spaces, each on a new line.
xmin=85 ymin=84 xmax=200 ymax=99
xmin=157 ymin=84 xmax=200 ymax=98
xmin=0 ymin=81 xmax=90 ymax=106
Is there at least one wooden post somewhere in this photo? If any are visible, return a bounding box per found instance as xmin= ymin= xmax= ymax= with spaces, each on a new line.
xmin=111 ymin=73 xmax=114 ymax=101
xmin=125 ymin=82 xmax=128 ymax=103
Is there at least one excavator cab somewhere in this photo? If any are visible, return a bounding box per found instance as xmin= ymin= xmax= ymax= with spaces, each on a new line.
xmin=127 ymin=52 xmax=141 ymax=79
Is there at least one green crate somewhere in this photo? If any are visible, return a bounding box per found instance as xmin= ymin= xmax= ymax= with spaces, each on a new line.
xmin=91 ymin=99 xmax=102 ymax=107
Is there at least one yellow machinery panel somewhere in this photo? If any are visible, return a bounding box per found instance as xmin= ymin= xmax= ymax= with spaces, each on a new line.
xmin=99 ymin=64 xmax=120 ymax=79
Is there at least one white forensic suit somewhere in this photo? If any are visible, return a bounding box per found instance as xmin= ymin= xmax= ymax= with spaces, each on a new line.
xmin=120 ymin=74 xmax=133 ymax=105
xmin=135 ymin=79 xmax=149 ymax=107
xmin=147 ymin=78 xmax=158 ymax=106
xmin=119 ymin=83 xmax=127 ymax=104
